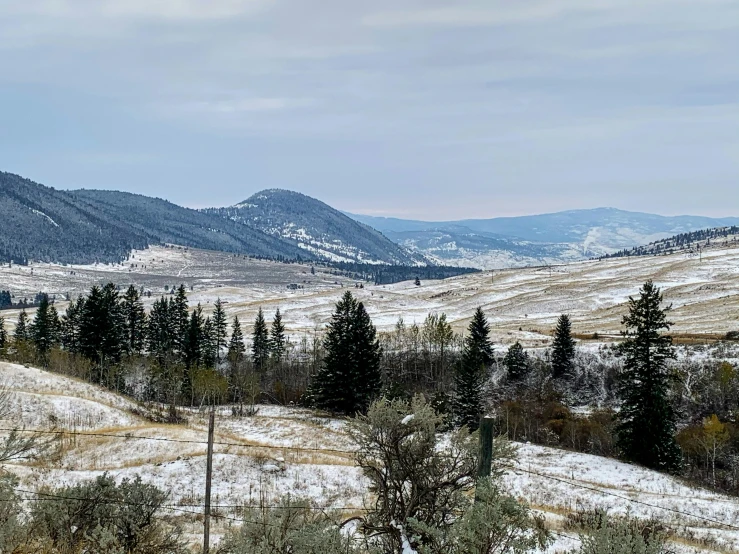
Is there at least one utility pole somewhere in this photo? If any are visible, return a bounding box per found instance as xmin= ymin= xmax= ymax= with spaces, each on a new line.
xmin=475 ymin=416 xmax=495 ymax=502
xmin=203 ymin=409 xmax=215 ymax=554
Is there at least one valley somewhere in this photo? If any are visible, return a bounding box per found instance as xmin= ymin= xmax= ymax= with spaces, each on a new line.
xmin=3 ymin=242 xmax=738 ymax=345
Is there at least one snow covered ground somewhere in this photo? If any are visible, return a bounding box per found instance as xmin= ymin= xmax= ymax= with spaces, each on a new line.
xmin=3 ymin=243 xmax=739 ymax=347
xmin=1 ymin=361 xmax=738 ymax=552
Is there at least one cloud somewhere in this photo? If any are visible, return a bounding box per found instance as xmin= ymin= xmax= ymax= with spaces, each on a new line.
xmin=184 ymin=98 xmax=301 ymax=113
xmin=0 ymin=0 xmax=737 ymax=217
xmin=5 ymin=0 xmax=271 ymax=20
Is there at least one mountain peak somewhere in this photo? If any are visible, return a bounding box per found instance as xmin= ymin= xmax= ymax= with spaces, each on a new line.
xmin=209 ymin=189 xmax=426 ymax=265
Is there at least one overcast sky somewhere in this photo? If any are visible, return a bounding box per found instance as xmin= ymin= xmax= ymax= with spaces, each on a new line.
xmin=0 ymin=0 xmax=737 ymax=220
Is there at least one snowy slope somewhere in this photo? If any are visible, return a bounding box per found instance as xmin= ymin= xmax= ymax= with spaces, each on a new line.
xmin=1 ymin=362 xmax=737 ymax=552
xmin=2 ymin=243 xmax=739 ymax=348
xmin=205 ymin=189 xmax=426 ymax=265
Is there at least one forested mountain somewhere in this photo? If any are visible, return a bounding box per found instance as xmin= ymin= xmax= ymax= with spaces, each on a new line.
xmin=0 ymin=172 xmax=312 ymax=264
xmin=604 ymin=226 xmax=739 ymax=259
xmin=70 ymin=189 xmax=310 ymax=261
xmin=204 ymin=189 xmax=425 ymax=265
xmin=0 ymin=172 xmax=149 ymax=264
xmin=349 ymin=208 xmax=739 ymax=268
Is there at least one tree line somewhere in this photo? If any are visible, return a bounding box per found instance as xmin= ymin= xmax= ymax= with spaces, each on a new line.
xmin=1 ymin=280 xmax=738 ymax=495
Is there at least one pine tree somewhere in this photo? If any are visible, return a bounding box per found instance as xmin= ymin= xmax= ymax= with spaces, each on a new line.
xmin=616 ymin=280 xmax=681 ymax=472
xmin=182 ymin=304 xmax=205 ymax=404
xmin=201 ymin=317 xmax=217 ymax=368
xmin=172 ymin=284 xmax=189 ymax=358
xmin=14 ymin=310 xmax=29 ymax=343
xmin=147 ymin=297 xmax=175 ymax=367
xmin=310 ymin=292 xmax=382 ymax=415
xmin=79 ymin=284 xmax=126 ymax=383
xmin=227 ymin=316 xmax=246 ymax=365
xmin=30 ymin=294 xmax=59 ymax=360
xmin=453 ymin=307 xmax=493 ymax=430
xmin=121 ymin=285 xmax=146 ymax=355
xmin=504 ymin=342 xmax=529 ymax=381
xmin=183 ymin=304 xmax=204 ymax=370
xmin=270 ymin=309 xmax=286 ymax=364
xmin=551 ymin=314 xmax=576 ymax=380
xmin=351 ymin=301 xmax=383 ymax=412
xmin=212 ymin=298 xmax=228 ymax=363
xmin=0 ymin=315 xmax=7 ymax=350
xmin=60 ymin=297 xmax=84 ymax=353
xmin=251 ymin=308 xmax=270 ymax=370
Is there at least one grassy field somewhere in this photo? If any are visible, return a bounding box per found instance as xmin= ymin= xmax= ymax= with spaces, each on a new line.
xmin=3 ymin=243 xmax=738 ymax=347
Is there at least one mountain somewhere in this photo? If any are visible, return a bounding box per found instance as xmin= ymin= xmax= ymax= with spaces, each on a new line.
xmin=0 ymin=172 xmax=313 ymax=265
xmin=69 ymin=189 xmax=310 ymax=260
xmin=204 ymin=189 xmax=425 ymax=265
xmin=348 ymin=208 xmax=739 ymax=268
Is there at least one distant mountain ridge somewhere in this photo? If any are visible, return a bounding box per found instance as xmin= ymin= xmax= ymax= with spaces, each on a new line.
xmin=347 ymin=208 xmax=739 ymax=268
xmin=203 ymin=189 xmax=425 ymax=265
xmin=4 ymin=169 xmax=737 ymax=271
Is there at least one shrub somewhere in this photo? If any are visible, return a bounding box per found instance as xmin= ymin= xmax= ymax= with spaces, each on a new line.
xmin=30 ymin=474 xmax=186 ymax=554
xmin=566 ymin=511 xmax=669 ymax=554
xmin=217 ymin=498 xmax=368 ymax=554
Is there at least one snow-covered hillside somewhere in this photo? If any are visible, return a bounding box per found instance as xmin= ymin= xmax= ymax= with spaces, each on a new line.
xmin=2 ymin=243 xmax=739 ymax=346
xmin=1 ymin=361 xmax=737 ymax=552
xmin=204 ymin=189 xmax=426 ymax=265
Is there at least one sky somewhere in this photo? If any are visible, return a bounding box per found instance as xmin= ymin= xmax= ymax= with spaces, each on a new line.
xmin=0 ymin=0 xmax=737 ymax=220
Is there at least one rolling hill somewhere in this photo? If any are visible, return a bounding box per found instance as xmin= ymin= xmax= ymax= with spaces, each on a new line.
xmin=0 ymin=172 xmax=324 ymax=265
xmin=0 ymin=172 xmax=426 ymax=267
xmin=204 ymin=189 xmax=425 ymax=265
xmin=604 ymin=225 xmax=739 ymax=259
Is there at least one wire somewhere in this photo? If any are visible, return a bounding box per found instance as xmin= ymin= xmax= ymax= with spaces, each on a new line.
xmin=504 ymin=463 xmax=739 ymax=532
xmin=0 ymin=427 xmax=354 ymax=456
xmin=10 ymin=487 xmax=335 ymax=529
xmin=3 ymin=427 xmax=739 ymax=533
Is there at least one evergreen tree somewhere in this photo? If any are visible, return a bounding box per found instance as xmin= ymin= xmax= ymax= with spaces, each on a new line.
xmin=201 ymin=317 xmax=217 ymax=368
xmin=182 ymin=304 xmax=205 ymax=404
xmin=183 ymin=304 xmax=205 ymax=370
xmin=14 ymin=310 xmax=29 ymax=343
xmin=227 ymin=316 xmax=246 ymax=365
xmin=78 ymin=284 xmax=126 ymax=383
xmin=270 ymin=309 xmax=286 ymax=364
xmin=172 ymin=284 xmax=189 ymax=358
xmin=504 ymin=342 xmax=529 ymax=381
xmin=60 ymin=297 xmax=84 ymax=353
xmin=29 ymin=294 xmax=59 ymax=359
xmin=551 ymin=314 xmax=576 ymax=380
xmin=453 ymin=307 xmax=493 ymax=430
xmin=147 ymin=297 xmax=176 ymax=367
xmin=309 ymin=292 xmax=382 ymax=415
xmin=0 ymin=315 xmax=6 ymax=350
xmin=251 ymin=308 xmax=270 ymax=370
xmin=121 ymin=285 xmax=146 ymax=355
xmin=212 ymin=298 xmax=228 ymax=363
xmin=616 ymin=280 xmax=681 ymax=472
